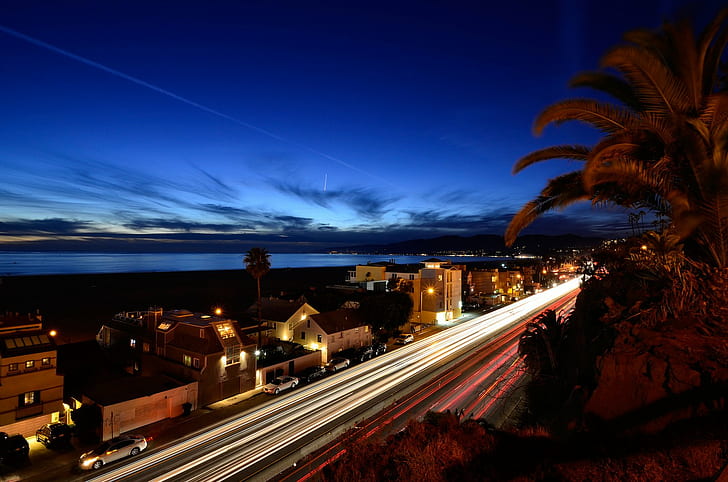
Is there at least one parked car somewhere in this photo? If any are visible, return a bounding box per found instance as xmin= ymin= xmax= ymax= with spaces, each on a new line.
xmin=0 ymin=432 xmax=29 ymax=465
xmin=395 ymin=334 xmax=414 ymax=345
xmin=326 ymin=357 xmax=350 ymax=373
xmin=297 ymin=365 xmax=327 ymax=383
xmin=354 ymin=345 xmax=374 ymax=362
xmin=78 ymin=434 xmax=147 ymax=470
xmin=263 ymin=375 xmax=299 ymax=394
xmin=372 ymin=342 xmax=387 ymax=356
xmin=36 ymin=422 xmax=73 ymax=447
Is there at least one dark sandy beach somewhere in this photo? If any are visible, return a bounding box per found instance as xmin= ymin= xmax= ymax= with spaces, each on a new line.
xmin=0 ymin=266 xmax=352 ymax=343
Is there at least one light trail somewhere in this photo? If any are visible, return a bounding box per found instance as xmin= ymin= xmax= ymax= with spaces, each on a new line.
xmin=88 ymin=278 xmax=582 ymax=482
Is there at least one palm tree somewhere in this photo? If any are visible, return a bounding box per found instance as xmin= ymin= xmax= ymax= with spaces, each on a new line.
xmin=244 ymin=247 xmax=271 ymax=348
xmin=505 ymin=9 xmax=728 ymax=268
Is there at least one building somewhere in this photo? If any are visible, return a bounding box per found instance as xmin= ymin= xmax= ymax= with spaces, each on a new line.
xmin=0 ymin=312 xmax=65 ymax=437
xmin=417 ymin=259 xmax=463 ymax=324
xmin=467 ymin=268 xmax=526 ymax=304
xmin=297 ymin=309 xmax=372 ymax=362
xmin=97 ymin=308 xmax=256 ymax=408
xmin=251 ymin=298 xmax=320 ymax=343
xmin=82 ymin=375 xmax=197 ymax=441
xmin=346 ymin=259 xmax=463 ymax=325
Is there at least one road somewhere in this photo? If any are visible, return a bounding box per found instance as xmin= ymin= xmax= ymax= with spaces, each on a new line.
xmin=275 ymin=290 xmax=578 ymax=481
xmin=78 ymin=277 xmax=581 ymax=482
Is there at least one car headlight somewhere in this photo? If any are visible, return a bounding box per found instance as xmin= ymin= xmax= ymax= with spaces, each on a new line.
xmin=81 ymin=456 xmax=99 ymax=467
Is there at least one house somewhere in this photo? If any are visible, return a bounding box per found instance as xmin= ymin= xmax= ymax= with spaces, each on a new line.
xmin=293 ymin=309 xmax=372 ymax=362
xmin=0 ymin=312 xmax=65 ymax=437
xmin=248 ymin=298 xmax=319 ymax=344
xmin=97 ymin=308 xmax=257 ymax=408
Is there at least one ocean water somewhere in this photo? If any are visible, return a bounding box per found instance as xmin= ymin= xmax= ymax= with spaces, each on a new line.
xmin=0 ymin=252 xmax=510 ymax=276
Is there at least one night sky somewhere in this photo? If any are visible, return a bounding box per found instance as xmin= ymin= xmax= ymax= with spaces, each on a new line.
xmin=1 ymin=1 xmax=722 ymax=252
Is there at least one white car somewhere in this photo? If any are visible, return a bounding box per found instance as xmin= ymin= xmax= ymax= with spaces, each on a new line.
xmin=395 ymin=334 xmax=414 ymax=345
xmin=263 ymin=375 xmax=299 ymax=394
xmin=78 ymin=434 xmax=148 ymax=470
xmin=326 ymin=357 xmax=350 ymax=373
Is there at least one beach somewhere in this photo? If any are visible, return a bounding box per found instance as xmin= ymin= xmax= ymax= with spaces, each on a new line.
xmin=0 ymin=266 xmax=352 ymax=343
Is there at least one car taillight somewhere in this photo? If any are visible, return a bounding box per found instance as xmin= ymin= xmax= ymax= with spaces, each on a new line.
xmin=145 ymin=436 xmax=153 ymax=442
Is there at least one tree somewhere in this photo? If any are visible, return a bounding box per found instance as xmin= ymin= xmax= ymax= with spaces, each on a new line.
xmin=359 ymin=291 xmax=413 ymax=337
xmin=244 ymin=247 xmax=271 ymax=347
xmin=505 ymin=9 xmax=728 ymax=268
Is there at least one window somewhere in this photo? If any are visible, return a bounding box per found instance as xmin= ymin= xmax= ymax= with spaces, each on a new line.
xmin=215 ymin=322 xmax=236 ymax=339
xmin=307 ymin=320 xmax=310 ymax=328
xmin=42 ymin=357 xmax=51 ymax=366
xmin=143 ymin=342 xmax=150 ymax=353
xmin=200 ymin=329 xmax=206 ymax=338
xmin=317 ymin=334 xmax=322 ymax=343
xmin=183 ymin=354 xmax=192 ymax=367
xmin=301 ymin=331 xmax=306 ymax=340
xmin=193 ymin=358 xmax=200 ymax=369
xmin=130 ymin=338 xmax=136 ymax=348
xmin=20 ymin=391 xmax=39 ymax=406
xmin=8 ymin=363 xmax=17 ymax=372
xmin=25 ymin=360 xmax=34 ymax=369
xmin=225 ymin=345 xmax=240 ymax=365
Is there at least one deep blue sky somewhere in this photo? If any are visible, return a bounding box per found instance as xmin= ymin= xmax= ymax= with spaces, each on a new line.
xmin=0 ymin=1 xmax=722 ymax=252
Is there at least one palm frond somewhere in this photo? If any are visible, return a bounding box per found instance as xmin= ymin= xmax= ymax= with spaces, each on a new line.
xmin=569 ymin=71 xmax=642 ymax=111
xmin=699 ymin=8 xmax=728 ymax=95
xmin=602 ymin=45 xmax=693 ymax=114
xmin=512 ymin=145 xmax=590 ymax=174
xmin=505 ymin=171 xmax=588 ymax=246
xmin=534 ymin=99 xmax=639 ymax=136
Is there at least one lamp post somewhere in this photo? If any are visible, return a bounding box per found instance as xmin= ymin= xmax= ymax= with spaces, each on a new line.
xmin=420 ymin=286 xmax=434 ymax=324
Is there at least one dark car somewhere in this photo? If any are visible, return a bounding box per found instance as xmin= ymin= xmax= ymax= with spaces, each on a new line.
xmin=372 ymin=342 xmax=387 ymax=356
xmin=298 ymin=365 xmax=327 ymax=383
xmin=354 ymin=345 xmax=374 ymax=362
xmin=36 ymin=422 xmax=73 ymax=447
xmin=0 ymin=432 xmax=29 ymax=465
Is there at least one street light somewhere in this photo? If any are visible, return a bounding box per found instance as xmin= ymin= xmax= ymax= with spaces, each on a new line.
xmin=420 ymin=286 xmax=435 ymax=323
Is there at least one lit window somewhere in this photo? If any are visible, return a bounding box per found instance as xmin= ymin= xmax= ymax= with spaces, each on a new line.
xmin=225 ymin=345 xmax=240 ymax=365
xmin=25 ymin=360 xmax=34 ymax=369
xmin=157 ymin=322 xmax=172 ymax=331
xmin=42 ymin=357 xmax=51 ymax=366
xmin=8 ymin=363 xmax=17 ymax=372
xmin=183 ymin=354 xmax=192 ymax=367
xmin=143 ymin=342 xmax=150 ymax=353
xmin=199 ymin=329 xmax=205 ymax=338
xmin=130 ymin=338 xmax=136 ymax=348
xmin=215 ymin=323 xmax=236 ymax=339
xmin=23 ymin=391 xmax=37 ymax=405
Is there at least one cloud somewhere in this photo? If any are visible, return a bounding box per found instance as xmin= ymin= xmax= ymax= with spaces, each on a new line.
xmin=268 ymin=179 xmax=400 ymax=219
xmin=0 ymin=218 xmax=94 ymax=235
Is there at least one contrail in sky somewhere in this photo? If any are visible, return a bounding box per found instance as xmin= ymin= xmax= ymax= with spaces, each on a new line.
xmin=0 ymin=25 xmax=389 ymax=184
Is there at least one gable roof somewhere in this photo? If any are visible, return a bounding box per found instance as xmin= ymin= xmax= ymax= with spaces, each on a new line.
xmin=310 ymin=309 xmax=368 ymax=335
xmin=247 ymin=298 xmax=306 ymax=322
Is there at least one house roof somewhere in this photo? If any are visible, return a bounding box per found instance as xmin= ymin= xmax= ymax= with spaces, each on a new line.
xmin=248 ymin=298 xmax=305 ymax=322
xmin=84 ymin=374 xmax=186 ymax=406
xmin=167 ymin=331 xmax=222 ymax=354
xmin=310 ymin=309 xmax=368 ymax=335
xmin=0 ymin=330 xmax=55 ymax=357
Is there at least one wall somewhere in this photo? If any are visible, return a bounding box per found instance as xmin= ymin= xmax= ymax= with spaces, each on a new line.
xmin=89 ymin=381 xmax=198 ymax=441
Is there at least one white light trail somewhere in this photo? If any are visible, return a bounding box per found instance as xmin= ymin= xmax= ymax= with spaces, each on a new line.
xmin=90 ymin=278 xmax=581 ymax=481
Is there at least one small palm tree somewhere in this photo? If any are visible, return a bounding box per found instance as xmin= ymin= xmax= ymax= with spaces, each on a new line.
xmin=519 ymin=309 xmax=570 ymax=378
xmin=506 ymin=9 xmax=728 ymax=268
xmin=244 ymin=247 xmax=271 ymax=347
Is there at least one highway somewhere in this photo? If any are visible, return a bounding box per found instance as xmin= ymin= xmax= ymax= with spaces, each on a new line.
xmin=87 ymin=277 xmax=582 ymax=482
xmin=276 ymin=289 xmax=579 ymax=481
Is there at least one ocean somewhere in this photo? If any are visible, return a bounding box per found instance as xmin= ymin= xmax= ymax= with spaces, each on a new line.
xmin=0 ymin=252 xmax=510 ymax=276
